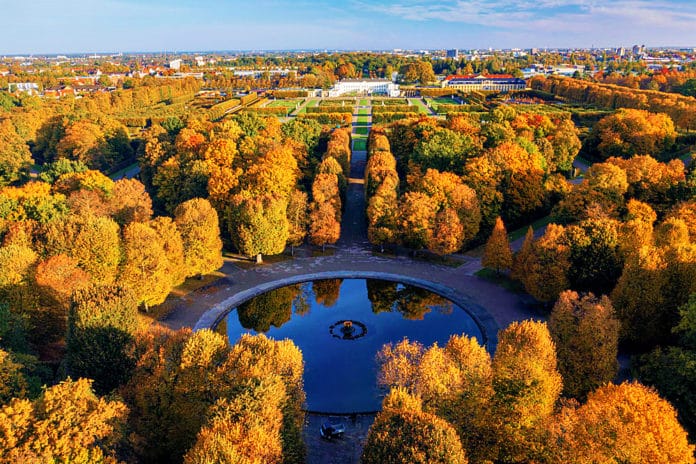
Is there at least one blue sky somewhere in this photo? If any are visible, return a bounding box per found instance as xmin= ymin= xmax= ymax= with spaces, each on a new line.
xmin=3 ymin=0 xmax=696 ymax=54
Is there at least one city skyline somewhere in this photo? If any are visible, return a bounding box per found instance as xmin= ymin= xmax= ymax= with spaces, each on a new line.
xmin=3 ymin=0 xmax=696 ymax=55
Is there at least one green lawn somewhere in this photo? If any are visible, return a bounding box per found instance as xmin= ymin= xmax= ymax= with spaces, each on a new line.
xmin=354 ymin=126 xmax=369 ymax=135
xmin=357 ymin=115 xmax=369 ymax=124
xmin=358 ymin=108 xmax=370 ymax=116
xmin=307 ymin=99 xmax=320 ymax=107
xmin=359 ymin=99 xmax=369 ymax=106
xmin=267 ymin=99 xmax=302 ymax=108
xmin=408 ymin=98 xmax=431 ymax=114
xmin=353 ymin=139 xmax=367 ymax=151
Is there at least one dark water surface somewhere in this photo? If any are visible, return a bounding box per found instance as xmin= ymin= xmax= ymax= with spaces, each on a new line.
xmin=224 ymin=278 xmax=483 ymax=413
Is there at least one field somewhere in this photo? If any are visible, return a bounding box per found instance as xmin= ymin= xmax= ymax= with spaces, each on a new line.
xmin=358 ymin=108 xmax=370 ymax=116
xmin=357 ymin=115 xmax=370 ymax=124
xmin=354 ymin=126 xmax=369 ymax=135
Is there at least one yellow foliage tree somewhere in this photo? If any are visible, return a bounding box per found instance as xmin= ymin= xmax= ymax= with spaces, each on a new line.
xmin=482 ymin=216 xmax=513 ymax=273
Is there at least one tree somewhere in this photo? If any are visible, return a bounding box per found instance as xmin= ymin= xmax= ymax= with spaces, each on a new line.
xmin=183 ymin=382 xmax=285 ymax=464
xmin=427 ymin=208 xmax=464 ymax=255
xmin=511 ymin=226 xmax=534 ymax=281
xmin=564 ymin=218 xmax=624 ymax=295
xmin=0 ymin=119 xmax=32 ymax=186
xmin=55 ymin=119 xmax=106 ymax=168
xmin=377 ymin=338 xmax=426 ymax=393
xmin=636 ymin=346 xmax=696 ymax=435
xmin=611 ymin=246 xmax=669 ymax=345
xmin=308 ymin=202 xmax=340 ymax=251
xmin=489 ymin=320 xmax=562 ymax=463
xmin=482 ymin=217 xmax=513 ymax=274
xmin=43 ymin=214 xmax=121 ymax=286
xmin=286 ymin=190 xmax=308 ymax=255
xmin=149 ymin=216 xmax=187 ymax=287
xmin=362 ymin=395 xmax=468 ymax=464
xmin=400 ymin=192 xmax=437 ymax=251
xmin=0 ymin=378 xmax=127 ymax=463
xmin=108 ymin=178 xmax=153 ymax=225
xmin=174 ymin=198 xmax=223 ymax=278
xmin=66 ymin=285 xmax=139 ymax=394
xmin=120 ymin=222 xmax=172 ymax=310
xmin=521 ymin=224 xmax=571 ymax=303
xmin=549 ymin=291 xmax=619 ymax=399
xmin=228 ymin=193 xmax=289 ymax=263
xmin=549 ymin=382 xmax=694 ymax=464
xmin=588 ymin=109 xmax=677 ymax=160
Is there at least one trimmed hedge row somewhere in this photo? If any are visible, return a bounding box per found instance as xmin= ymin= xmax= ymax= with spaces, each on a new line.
xmin=372 ymin=105 xmax=413 ymax=113
xmin=306 ymin=106 xmax=354 ymax=114
xmin=371 ymin=112 xmax=420 ymax=123
xmin=298 ymin=113 xmax=353 ymax=126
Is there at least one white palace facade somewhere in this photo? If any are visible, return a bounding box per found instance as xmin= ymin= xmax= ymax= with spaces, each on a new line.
xmin=328 ymin=79 xmax=400 ymax=97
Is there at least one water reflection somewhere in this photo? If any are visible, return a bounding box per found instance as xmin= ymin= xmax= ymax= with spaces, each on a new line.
xmin=367 ymin=279 xmax=453 ymax=320
xmin=238 ymin=279 xmax=453 ymax=332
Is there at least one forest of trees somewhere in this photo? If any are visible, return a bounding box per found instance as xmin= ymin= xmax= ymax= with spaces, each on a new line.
xmin=1 ymin=60 xmax=696 ymax=462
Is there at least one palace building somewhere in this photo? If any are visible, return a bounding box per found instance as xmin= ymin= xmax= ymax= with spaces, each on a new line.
xmin=441 ymin=74 xmax=526 ymax=92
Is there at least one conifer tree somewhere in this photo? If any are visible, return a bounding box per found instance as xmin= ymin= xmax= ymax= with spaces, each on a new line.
xmin=482 ymin=216 xmax=513 ymax=274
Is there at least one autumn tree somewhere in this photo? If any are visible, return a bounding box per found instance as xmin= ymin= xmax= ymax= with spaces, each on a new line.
xmin=489 ymin=320 xmax=562 ymax=463
xmin=427 ymin=207 xmax=465 ymax=255
xmin=548 ymin=382 xmax=694 ymax=464
xmin=308 ymin=201 xmax=340 ymax=251
xmin=120 ymin=222 xmax=172 ymax=310
xmin=0 ymin=378 xmax=128 ymax=463
xmin=174 ymin=198 xmax=223 ymax=278
xmin=511 ymin=226 xmax=534 ymax=281
xmin=587 ymin=108 xmax=677 ymax=160
xmin=482 ymin=216 xmax=513 ymax=274
xmin=400 ymin=192 xmax=437 ymax=251
xmin=66 ymin=285 xmax=139 ymax=393
xmin=362 ymin=389 xmax=468 ymax=464
xmin=520 ymin=224 xmax=571 ymax=303
xmin=286 ymin=189 xmax=308 ymax=255
xmin=43 ymin=214 xmax=121 ymax=286
xmin=0 ymin=119 xmax=32 ymax=186
xmin=549 ymin=291 xmax=619 ymax=399
xmin=183 ymin=381 xmax=285 ymax=464
xmin=108 ymin=178 xmax=153 ymax=225
xmin=148 ymin=216 xmax=187 ymax=287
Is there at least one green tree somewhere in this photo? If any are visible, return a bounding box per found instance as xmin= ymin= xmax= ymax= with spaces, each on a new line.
xmin=228 ymin=193 xmax=289 ymax=263
xmin=66 ymin=285 xmax=138 ymax=394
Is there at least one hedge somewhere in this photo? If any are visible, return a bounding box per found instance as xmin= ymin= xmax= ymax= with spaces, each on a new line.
xmin=419 ymin=88 xmax=457 ymax=97
xmin=270 ymin=90 xmax=309 ymax=98
xmin=298 ymin=113 xmax=352 ymax=126
xmin=372 ymin=105 xmax=413 ymax=113
xmin=371 ymin=112 xmax=420 ymax=123
xmin=306 ymin=106 xmax=354 ymax=114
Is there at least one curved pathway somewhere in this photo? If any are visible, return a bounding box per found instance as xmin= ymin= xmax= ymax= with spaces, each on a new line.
xmin=160 ymin=246 xmax=540 ymax=350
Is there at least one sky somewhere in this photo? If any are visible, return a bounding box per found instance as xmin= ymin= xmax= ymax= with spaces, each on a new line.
xmin=3 ymin=0 xmax=696 ymax=54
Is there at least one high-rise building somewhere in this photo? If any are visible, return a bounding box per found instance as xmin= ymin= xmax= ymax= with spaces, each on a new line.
xmin=446 ymin=49 xmax=459 ymax=59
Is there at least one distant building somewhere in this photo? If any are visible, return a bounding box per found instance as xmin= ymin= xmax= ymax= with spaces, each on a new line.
xmin=10 ymin=82 xmax=39 ymax=94
xmin=446 ymin=49 xmax=459 ymax=59
xmin=169 ymin=59 xmax=182 ymax=70
xmin=442 ymin=74 xmax=525 ymax=92
xmin=328 ymin=79 xmax=400 ymax=97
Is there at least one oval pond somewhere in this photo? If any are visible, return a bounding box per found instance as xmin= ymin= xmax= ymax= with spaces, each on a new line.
xmin=221 ymin=278 xmax=484 ymax=413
